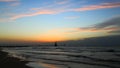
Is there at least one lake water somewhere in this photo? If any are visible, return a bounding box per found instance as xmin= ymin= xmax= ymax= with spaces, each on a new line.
xmin=2 ymin=46 xmax=120 ymax=68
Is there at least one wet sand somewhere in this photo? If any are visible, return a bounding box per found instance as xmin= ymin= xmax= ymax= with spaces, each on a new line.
xmin=0 ymin=50 xmax=31 ymax=68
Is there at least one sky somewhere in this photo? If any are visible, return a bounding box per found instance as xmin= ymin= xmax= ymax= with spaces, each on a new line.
xmin=0 ymin=0 xmax=120 ymax=42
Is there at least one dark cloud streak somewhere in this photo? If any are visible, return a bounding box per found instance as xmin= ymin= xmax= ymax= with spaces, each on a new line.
xmin=76 ymin=16 xmax=120 ymax=33
xmin=109 ymin=30 xmax=120 ymax=33
xmin=93 ymin=16 xmax=120 ymax=33
xmin=94 ymin=16 xmax=120 ymax=29
xmin=62 ymin=35 xmax=120 ymax=46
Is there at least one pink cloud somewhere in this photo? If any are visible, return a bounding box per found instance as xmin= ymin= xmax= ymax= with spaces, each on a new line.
xmin=10 ymin=2 xmax=120 ymax=20
xmin=56 ymin=0 xmax=69 ymax=5
xmin=0 ymin=0 xmax=20 ymax=7
xmin=0 ymin=18 xmax=7 ymax=22
xmin=75 ymin=26 xmax=119 ymax=33
xmin=75 ymin=28 xmax=98 ymax=32
xmin=64 ymin=26 xmax=120 ymax=34
xmin=103 ymin=27 xmax=119 ymax=31
xmin=73 ymin=2 xmax=120 ymax=11
xmin=10 ymin=2 xmax=20 ymax=6
xmin=11 ymin=9 xmax=66 ymax=20
xmin=0 ymin=18 xmax=13 ymax=22
xmin=0 ymin=0 xmax=17 ymax=2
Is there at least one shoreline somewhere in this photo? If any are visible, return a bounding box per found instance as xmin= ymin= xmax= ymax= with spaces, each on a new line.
xmin=0 ymin=49 xmax=31 ymax=68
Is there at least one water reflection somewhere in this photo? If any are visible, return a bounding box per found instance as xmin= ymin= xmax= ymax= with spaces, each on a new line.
xmin=40 ymin=62 xmax=59 ymax=68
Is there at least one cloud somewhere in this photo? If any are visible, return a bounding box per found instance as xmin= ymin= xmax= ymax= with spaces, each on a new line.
xmin=9 ymin=2 xmax=120 ymax=20
xmin=109 ymin=30 xmax=120 ymax=33
xmin=0 ymin=18 xmax=7 ymax=22
xmin=75 ymin=16 xmax=120 ymax=33
xmin=63 ymin=35 xmax=120 ymax=46
xmin=0 ymin=18 xmax=13 ymax=22
xmin=0 ymin=0 xmax=18 ymax=2
xmin=47 ymin=16 xmax=120 ymax=35
xmin=65 ymin=16 xmax=79 ymax=19
xmin=94 ymin=16 xmax=120 ymax=29
xmin=73 ymin=2 xmax=120 ymax=11
xmin=10 ymin=0 xmax=71 ymax=20
xmin=11 ymin=9 xmax=67 ymax=20
xmin=0 ymin=0 xmax=20 ymax=7
xmin=55 ymin=0 xmax=69 ymax=5
xmin=94 ymin=16 xmax=120 ymax=33
xmin=59 ymin=16 xmax=120 ymax=34
xmin=10 ymin=1 xmax=20 ymax=6
xmin=11 ymin=10 xmax=55 ymax=20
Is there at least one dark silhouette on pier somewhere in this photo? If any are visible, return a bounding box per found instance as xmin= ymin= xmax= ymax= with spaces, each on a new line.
xmin=54 ymin=42 xmax=58 ymax=47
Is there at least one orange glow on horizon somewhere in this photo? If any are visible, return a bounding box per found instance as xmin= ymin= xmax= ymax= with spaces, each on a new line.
xmin=36 ymin=31 xmax=66 ymax=42
xmin=37 ymin=35 xmax=65 ymax=42
xmin=0 ymin=33 xmax=66 ymax=43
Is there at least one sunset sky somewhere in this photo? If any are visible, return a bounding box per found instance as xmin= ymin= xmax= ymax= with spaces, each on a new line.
xmin=0 ymin=0 xmax=120 ymax=42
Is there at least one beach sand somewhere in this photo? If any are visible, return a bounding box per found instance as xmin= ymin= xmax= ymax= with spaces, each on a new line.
xmin=0 ymin=50 xmax=31 ymax=68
